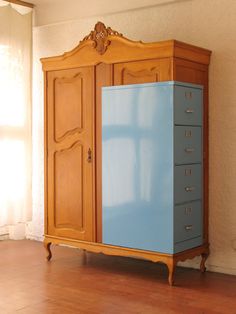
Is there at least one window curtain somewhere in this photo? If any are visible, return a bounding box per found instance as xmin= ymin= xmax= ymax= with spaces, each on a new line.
xmin=0 ymin=3 xmax=32 ymax=227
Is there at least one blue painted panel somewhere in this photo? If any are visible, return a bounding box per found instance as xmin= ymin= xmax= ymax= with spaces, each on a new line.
xmin=102 ymin=83 xmax=174 ymax=253
xmin=102 ymin=81 xmax=204 ymax=255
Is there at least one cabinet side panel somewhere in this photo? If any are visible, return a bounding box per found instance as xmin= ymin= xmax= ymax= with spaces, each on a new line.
xmin=95 ymin=63 xmax=113 ymax=242
xmin=102 ymin=84 xmax=174 ymax=253
xmin=173 ymin=58 xmax=209 ymax=244
xmin=44 ymin=72 xmax=48 ymax=236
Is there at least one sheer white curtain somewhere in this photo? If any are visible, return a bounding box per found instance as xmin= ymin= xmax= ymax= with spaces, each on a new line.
xmin=0 ymin=3 xmax=32 ymax=227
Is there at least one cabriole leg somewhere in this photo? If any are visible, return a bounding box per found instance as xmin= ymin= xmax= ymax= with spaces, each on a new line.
xmin=200 ymin=252 xmax=208 ymax=273
xmin=167 ymin=261 xmax=176 ymax=286
xmin=44 ymin=241 xmax=52 ymax=261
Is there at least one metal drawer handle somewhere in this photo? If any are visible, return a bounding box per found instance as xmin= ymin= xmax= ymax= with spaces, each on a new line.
xmin=185 ymin=207 xmax=192 ymax=215
xmin=185 ymin=130 xmax=192 ymax=137
xmin=185 ymin=108 xmax=194 ymax=113
xmin=185 ymin=168 xmax=192 ymax=176
xmin=185 ymin=186 xmax=195 ymax=192
xmin=185 ymin=148 xmax=195 ymax=153
xmin=87 ymin=148 xmax=92 ymax=163
xmin=185 ymin=225 xmax=193 ymax=231
xmin=185 ymin=92 xmax=193 ymax=99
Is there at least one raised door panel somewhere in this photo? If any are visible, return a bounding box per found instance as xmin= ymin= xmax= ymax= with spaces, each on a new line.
xmin=46 ymin=67 xmax=94 ymax=241
xmin=54 ymin=142 xmax=83 ymax=230
xmin=54 ymin=75 xmax=83 ymax=141
xmin=113 ymin=59 xmax=171 ymax=86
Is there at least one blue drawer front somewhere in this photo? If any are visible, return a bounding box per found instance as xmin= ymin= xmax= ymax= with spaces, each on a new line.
xmin=174 ymin=164 xmax=202 ymax=204
xmin=174 ymin=200 xmax=202 ymax=243
xmin=102 ymin=83 xmax=174 ymax=253
xmin=174 ymin=126 xmax=202 ymax=165
xmin=174 ymin=236 xmax=203 ymax=253
xmin=174 ymin=85 xmax=203 ymax=126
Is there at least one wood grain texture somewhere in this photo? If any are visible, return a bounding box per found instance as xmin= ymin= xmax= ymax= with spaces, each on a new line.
xmin=42 ymin=22 xmax=211 ymax=285
xmin=114 ymin=58 xmax=171 ymax=85
xmin=44 ymin=235 xmax=210 ymax=286
xmin=46 ymin=67 xmax=95 ymax=242
xmin=81 ymin=21 xmax=123 ymax=55
xmin=0 ymin=240 xmax=236 ymax=314
xmin=41 ymin=39 xmax=211 ymax=72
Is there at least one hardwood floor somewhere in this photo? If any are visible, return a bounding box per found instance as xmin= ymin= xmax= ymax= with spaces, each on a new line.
xmin=0 ymin=240 xmax=235 ymax=314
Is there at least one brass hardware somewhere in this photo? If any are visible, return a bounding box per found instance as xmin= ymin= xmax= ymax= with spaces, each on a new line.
xmin=185 ymin=130 xmax=192 ymax=137
xmin=185 ymin=91 xmax=192 ymax=99
xmin=185 ymin=108 xmax=194 ymax=113
xmin=185 ymin=186 xmax=195 ymax=192
xmin=185 ymin=207 xmax=192 ymax=215
xmin=87 ymin=148 xmax=92 ymax=163
xmin=185 ymin=225 xmax=193 ymax=231
xmin=185 ymin=168 xmax=192 ymax=176
xmin=185 ymin=148 xmax=195 ymax=153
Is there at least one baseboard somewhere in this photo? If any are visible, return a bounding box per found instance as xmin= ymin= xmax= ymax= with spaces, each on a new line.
xmin=0 ymin=234 xmax=9 ymax=240
xmin=26 ymin=234 xmax=44 ymax=242
xmin=179 ymin=258 xmax=236 ymax=276
xmin=0 ymin=226 xmax=9 ymax=240
xmin=206 ymin=264 xmax=236 ymax=276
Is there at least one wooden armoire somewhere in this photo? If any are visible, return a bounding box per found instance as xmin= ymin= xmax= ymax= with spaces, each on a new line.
xmin=41 ymin=22 xmax=211 ymax=285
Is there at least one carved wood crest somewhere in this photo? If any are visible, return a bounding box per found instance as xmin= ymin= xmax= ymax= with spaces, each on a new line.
xmin=81 ymin=21 xmax=123 ymax=55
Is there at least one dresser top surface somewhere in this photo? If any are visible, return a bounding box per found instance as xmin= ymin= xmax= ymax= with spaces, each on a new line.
xmin=102 ymin=81 xmax=204 ymax=92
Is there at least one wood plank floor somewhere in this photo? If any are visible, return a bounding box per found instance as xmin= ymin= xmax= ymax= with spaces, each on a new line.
xmin=0 ymin=240 xmax=235 ymax=314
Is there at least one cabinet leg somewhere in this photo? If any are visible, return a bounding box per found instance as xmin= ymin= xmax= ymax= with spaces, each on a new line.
xmin=44 ymin=241 xmax=52 ymax=261
xmin=167 ymin=261 xmax=176 ymax=286
xmin=200 ymin=252 xmax=208 ymax=273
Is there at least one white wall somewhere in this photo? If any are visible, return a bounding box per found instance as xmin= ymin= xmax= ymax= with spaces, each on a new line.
xmin=30 ymin=0 xmax=236 ymax=275
xmin=32 ymin=0 xmax=181 ymax=26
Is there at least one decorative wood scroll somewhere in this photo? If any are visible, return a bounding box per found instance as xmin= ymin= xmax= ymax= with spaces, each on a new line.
xmin=81 ymin=21 xmax=123 ymax=55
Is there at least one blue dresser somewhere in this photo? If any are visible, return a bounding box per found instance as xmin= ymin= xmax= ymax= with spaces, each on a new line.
xmin=102 ymin=81 xmax=203 ymax=254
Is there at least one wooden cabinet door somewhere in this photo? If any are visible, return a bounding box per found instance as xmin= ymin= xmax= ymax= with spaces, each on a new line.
xmin=46 ymin=67 xmax=94 ymax=241
xmin=114 ymin=59 xmax=171 ymax=85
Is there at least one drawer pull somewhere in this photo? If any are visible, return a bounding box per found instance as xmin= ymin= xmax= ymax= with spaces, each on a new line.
xmin=185 ymin=186 xmax=195 ymax=192
xmin=185 ymin=207 xmax=192 ymax=215
xmin=185 ymin=130 xmax=192 ymax=137
xmin=185 ymin=108 xmax=194 ymax=113
xmin=185 ymin=148 xmax=195 ymax=153
xmin=185 ymin=225 xmax=193 ymax=231
xmin=185 ymin=92 xmax=193 ymax=99
xmin=185 ymin=168 xmax=192 ymax=176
